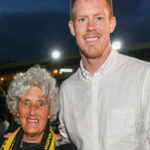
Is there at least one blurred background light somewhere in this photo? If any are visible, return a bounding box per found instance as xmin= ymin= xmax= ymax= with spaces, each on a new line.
xmin=60 ymin=68 xmax=73 ymax=73
xmin=112 ymin=41 xmax=122 ymax=50
xmin=51 ymin=50 xmax=61 ymax=59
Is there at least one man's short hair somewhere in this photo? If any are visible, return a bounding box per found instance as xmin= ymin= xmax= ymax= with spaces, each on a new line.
xmin=70 ymin=0 xmax=113 ymax=20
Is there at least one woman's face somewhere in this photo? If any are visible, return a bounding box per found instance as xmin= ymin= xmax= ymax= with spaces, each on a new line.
xmin=17 ymin=86 xmax=51 ymax=142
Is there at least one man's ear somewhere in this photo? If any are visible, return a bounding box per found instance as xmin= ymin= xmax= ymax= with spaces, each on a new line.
xmin=68 ymin=20 xmax=75 ymax=36
xmin=109 ymin=16 xmax=116 ymax=33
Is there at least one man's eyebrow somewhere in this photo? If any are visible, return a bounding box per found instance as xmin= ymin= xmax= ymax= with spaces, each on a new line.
xmin=76 ymin=12 xmax=105 ymax=18
xmin=76 ymin=14 xmax=88 ymax=18
xmin=94 ymin=12 xmax=105 ymax=16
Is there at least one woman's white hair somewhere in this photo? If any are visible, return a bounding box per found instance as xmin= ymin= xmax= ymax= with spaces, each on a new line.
xmin=6 ymin=65 xmax=60 ymax=124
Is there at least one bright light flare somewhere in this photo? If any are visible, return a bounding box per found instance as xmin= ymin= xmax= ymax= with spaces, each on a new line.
xmin=112 ymin=41 xmax=122 ymax=50
xmin=51 ymin=50 xmax=61 ymax=59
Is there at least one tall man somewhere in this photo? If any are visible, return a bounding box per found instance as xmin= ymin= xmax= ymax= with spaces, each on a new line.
xmin=59 ymin=0 xmax=150 ymax=149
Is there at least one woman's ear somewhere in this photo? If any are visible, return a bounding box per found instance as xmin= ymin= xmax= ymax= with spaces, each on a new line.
xmin=16 ymin=113 xmax=20 ymax=117
xmin=48 ymin=114 xmax=51 ymax=119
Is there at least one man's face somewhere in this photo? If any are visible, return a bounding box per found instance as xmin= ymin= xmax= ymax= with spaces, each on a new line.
xmin=69 ymin=0 xmax=116 ymax=59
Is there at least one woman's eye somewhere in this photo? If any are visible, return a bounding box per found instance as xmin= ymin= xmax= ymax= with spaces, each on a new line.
xmin=39 ymin=102 xmax=44 ymax=107
xmin=23 ymin=100 xmax=28 ymax=105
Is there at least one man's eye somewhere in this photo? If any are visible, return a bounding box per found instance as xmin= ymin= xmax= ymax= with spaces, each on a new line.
xmin=97 ymin=17 xmax=102 ymax=21
xmin=79 ymin=18 xmax=85 ymax=22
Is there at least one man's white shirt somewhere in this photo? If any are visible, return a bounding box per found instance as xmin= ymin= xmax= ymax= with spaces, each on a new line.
xmin=59 ymin=50 xmax=150 ymax=150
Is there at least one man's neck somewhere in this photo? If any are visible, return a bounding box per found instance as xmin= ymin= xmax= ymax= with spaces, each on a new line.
xmin=81 ymin=48 xmax=111 ymax=75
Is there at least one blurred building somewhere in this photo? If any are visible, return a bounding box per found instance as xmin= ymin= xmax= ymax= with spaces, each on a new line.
xmin=0 ymin=43 xmax=150 ymax=95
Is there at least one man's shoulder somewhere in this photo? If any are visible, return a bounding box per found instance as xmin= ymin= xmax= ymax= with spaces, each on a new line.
xmin=118 ymin=53 xmax=150 ymax=69
xmin=61 ymin=68 xmax=80 ymax=88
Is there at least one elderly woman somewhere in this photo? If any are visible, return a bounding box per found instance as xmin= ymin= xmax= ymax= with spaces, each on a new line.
xmin=0 ymin=66 xmax=76 ymax=150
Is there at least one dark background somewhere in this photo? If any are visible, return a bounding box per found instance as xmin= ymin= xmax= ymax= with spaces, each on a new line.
xmin=0 ymin=0 xmax=150 ymax=62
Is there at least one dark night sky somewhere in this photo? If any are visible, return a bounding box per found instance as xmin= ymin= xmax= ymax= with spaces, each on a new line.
xmin=0 ymin=0 xmax=150 ymax=62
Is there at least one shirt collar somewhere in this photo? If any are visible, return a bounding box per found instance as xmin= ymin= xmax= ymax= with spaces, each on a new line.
xmin=80 ymin=49 xmax=118 ymax=79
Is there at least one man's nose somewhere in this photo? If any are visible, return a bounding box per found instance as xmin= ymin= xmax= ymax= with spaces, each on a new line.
xmin=86 ymin=19 xmax=96 ymax=31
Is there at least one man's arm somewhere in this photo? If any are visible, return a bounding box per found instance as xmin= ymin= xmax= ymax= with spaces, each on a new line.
xmin=58 ymin=86 xmax=70 ymax=140
xmin=143 ymin=68 xmax=150 ymax=149
xmin=58 ymin=111 xmax=69 ymax=139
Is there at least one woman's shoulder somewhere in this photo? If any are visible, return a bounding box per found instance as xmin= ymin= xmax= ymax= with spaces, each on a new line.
xmin=55 ymin=137 xmax=77 ymax=150
xmin=0 ymin=136 xmax=6 ymax=147
xmin=56 ymin=143 xmax=77 ymax=150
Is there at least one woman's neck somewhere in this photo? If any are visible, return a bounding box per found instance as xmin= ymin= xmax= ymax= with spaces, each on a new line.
xmin=22 ymin=132 xmax=43 ymax=143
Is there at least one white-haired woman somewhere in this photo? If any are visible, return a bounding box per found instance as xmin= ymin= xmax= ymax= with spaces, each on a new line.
xmin=0 ymin=66 xmax=76 ymax=150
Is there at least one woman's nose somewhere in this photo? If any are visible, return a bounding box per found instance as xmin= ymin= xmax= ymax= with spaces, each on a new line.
xmin=29 ymin=105 xmax=37 ymax=116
